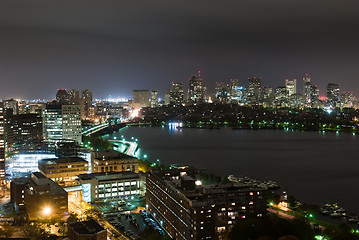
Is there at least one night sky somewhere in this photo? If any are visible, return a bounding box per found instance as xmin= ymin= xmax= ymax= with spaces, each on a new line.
xmin=1 ymin=0 xmax=359 ymax=99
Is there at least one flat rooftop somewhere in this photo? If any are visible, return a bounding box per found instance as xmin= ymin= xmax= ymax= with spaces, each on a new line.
xmin=39 ymin=157 xmax=87 ymax=165
xmin=69 ymin=219 xmax=105 ymax=235
xmin=93 ymin=150 xmax=136 ymax=161
xmin=79 ymin=171 xmax=140 ymax=182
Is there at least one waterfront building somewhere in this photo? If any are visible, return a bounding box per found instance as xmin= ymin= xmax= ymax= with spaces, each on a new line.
xmin=326 ymin=83 xmax=340 ymax=105
xmin=91 ymin=150 xmax=138 ymax=173
xmin=247 ymin=77 xmax=261 ymax=104
xmin=164 ymin=89 xmax=171 ymax=105
xmin=150 ymin=90 xmax=159 ymax=108
xmin=22 ymin=172 xmax=68 ymax=220
xmin=285 ymin=79 xmax=296 ymax=96
xmin=146 ymin=169 xmax=266 ymax=240
xmin=133 ymin=89 xmax=150 ymax=108
xmin=38 ymin=157 xmax=88 ymax=186
xmin=68 ymin=219 xmax=107 ymax=240
xmin=169 ymin=82 xmax=185 ymax=105
xmin=188 ymin=75 xmax=206 ymax=103
xmin=43 ymin=102 xmax=82 ymax=144
xmin=79 ymin=171 xmax=145 ymax=203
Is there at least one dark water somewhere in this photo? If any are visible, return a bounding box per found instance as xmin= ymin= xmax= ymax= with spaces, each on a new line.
xmin=105 ymin=126 xmax=359 ymax=214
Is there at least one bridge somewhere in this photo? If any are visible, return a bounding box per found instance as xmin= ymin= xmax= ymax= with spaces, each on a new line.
xmin=109 ymin=140 xmax=138 ymax=157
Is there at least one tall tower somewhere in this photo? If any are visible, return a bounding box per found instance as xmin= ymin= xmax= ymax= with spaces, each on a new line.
xmin=247 ymin=77 xmax=262 ymax=104
xmin=169 ymin=82 xmax=184 ymax=105
xmin=303 ymin=74 xmax=312 ymax=103
xmin=81 ymin=89 xmax=93 ymax=117
xmin=285 ymin=79 xmax=297 ymax=96
xmin=150 ymin=90 xmax=159 ymax=108
xmin=326 ymin=83 xmax=340 ymax=105
xmin=0 ymin=103 xmax=5 ymax=184
xmin=188 ymin=72 xmax=206 ymax=103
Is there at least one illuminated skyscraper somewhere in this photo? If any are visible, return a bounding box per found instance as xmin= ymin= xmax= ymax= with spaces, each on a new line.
xmin=82 ymin=89 xmax=93 ymax=117
xmin=150 ymin=90 xmax=159 ymax=108
xmin=188 ymin=74 xmax=206 ymax=103
xmin=133 ymin=90 xmax=150 ymax=108
xmin=68 ymin=89 xmax=80 ymax=101
xmin=43 ymin=103 xmax=82 ymax=144
xmin=285 ymin=79 xmax=296 ymax=96
xmin=310 ymin=85 xmax=319 ymax=103
xmin=0 ymin=103 xmax=5 ymax=184
xmin=247 ymin=77 xmax=262 ymax=104
xmin=215 ymin=82 xmax=229 ymax=103
xmin=3 ymin=99 xmax=19 ymax=115
xmin=169 ymin=82 xmax=184 ymax=105
xmin=303 ymin=75 xmax=312 ymax=103
xmin=56 ymin=89 xmax=70 ymax=104
xmin=326 ymin=83 xmax=340 ymax=105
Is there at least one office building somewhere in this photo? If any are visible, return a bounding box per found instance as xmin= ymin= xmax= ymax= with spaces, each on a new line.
xmin=169 ymin=82 xmax=185 ymax=105
xmin=3 ymin=98 xmax=19 ymax=115
xmin=43 ymin=103 xmax=82 ymax=144
xmin=68 ymin=89 xmax=80 ymax=100
xmin=133 ymin=90 xmax=150 ymax=108
xmin=82 ymin=89 xmax=93 ymax=117
xmin=68 ymin=219 xmax=107 ymax=240
xmin=150 ymin=90 xmax=159 ymax=108
xmin=79 ymin=171 xmax=145 ymax=202
xmin=285 ymin=79 xmax=296 ymax=96
xmin=23 ymin=172 xmax=68 ymax=220
xmin=91 ymin=150 xmax=138 ymax=173
xmin=188 ymin=75 xmax=206 ymax=103
xmin=146 ymin=169 xmax=266 ymax=240
xmin=341 ymin=91 xmax=356 ymax=108
xmin=6 ymin=113 xmax=43 ymax=151
xmin=326 ymin=83 xmax=340 ymax=104
xmin=275 ymin=87 xmax=287 ymax=102
xmin=10 ymin=177 xmax=28 ymax=206
xmin=228 ymin=79 xmax=242 ymax=103
xmin=0 ymin=103 xmax=5 ymax=184
xmin=38 ymin=157 xmax=88 ymax=185
xmin=310 ymin=85 xmax=319 ymax=103
xmin=215 ymin=82 xmax=229 ymax=103
xmin=303 ymin=75 xmax=312 ymax=103
xmin=247 ymin=77 xmax=262 ymax=104
xmin=56 ymin=89 xmax=70 ymax=104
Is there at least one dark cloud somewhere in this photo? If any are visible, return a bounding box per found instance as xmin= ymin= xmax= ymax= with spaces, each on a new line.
xmin=0 ymin=0 xmax=359 ymax=98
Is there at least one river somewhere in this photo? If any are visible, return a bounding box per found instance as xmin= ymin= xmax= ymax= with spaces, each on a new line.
xmin=104 ymin=126 xmax=359 ymax=214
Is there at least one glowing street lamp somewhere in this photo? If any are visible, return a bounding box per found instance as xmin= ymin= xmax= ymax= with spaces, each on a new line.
xmin=43 ymin=206 xmax=52 ymax=216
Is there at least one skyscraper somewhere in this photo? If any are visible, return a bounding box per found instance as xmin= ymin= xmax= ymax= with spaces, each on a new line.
xmin=169 ymin=82 xmax=184 ymax=105
xmin=215 ymin=82 xmax=229 ymax=103
xmin=0 ymin=103 xmax=5 ymax=184
xmin=82 ymin=89 xmax=93 ymax=118
xmin=43 ymin=103 xmax=82 ymax=144
xmin=285 ymin=79 xmax=296 ymax=96
xmin=247 ymin=77 xmax=262 ymax=104
xmin=3 ymin=99 xmax=19 ymax=115
xmin=188 ymin=74 xmax=206 ymax=103
xmin=132 ymin=90 xmax=150 ymax=108
xmin=56 ymin=89 xmax=70 ymax=104
xmin=150 ymin=90 xmax=159 ymax=108
xmin=68 ymin=89 xmax=80 ymax=101
xmin=303 ymin=75 xmax=312 ymax=103
xmin=326 ymin=83 xmax=340 ymax=105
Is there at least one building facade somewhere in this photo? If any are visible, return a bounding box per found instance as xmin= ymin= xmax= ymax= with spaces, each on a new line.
xmin=146 ymin=169 xmax=266 ymax=240
xmin=68 ymin=219 xmax=107 ymax=240
xmin=91 ymin=150 xmax=138 ymax=173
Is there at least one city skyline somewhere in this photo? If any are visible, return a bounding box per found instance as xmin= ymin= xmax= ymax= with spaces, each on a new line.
xmin=1 ymin=0 xmax=359 ymax=99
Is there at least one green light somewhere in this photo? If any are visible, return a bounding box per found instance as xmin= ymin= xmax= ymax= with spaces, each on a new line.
xmin=309 ymin=214 xmax=314 ymax=218
xmin=144 ymin=154 xmax=147 ymax=158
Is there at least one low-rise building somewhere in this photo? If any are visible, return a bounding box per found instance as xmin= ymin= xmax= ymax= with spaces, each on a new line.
xmin=24 ymin=172 xmax=68 ymax=220
xmin=91 ymin=150 xmax=138 ymax=173
xmin=10 ymin=177 xmax=28 ymax=206
xmin=79 ymin=171 xmax=145 ymax=203
xmin=68 ymin=219 xmax=107 ymax=240
xmin=38 ymin=157 xmax=88 ymax=186
xmin=146 ymin=169 xmax=267 ymax=240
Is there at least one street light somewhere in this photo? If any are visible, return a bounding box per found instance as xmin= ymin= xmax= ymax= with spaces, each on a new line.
xmin=43 ymin=206 xmax=52 ymax=216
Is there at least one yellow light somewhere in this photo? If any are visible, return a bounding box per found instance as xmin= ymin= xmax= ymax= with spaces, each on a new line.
xmin=43 ymin=206 xmax=52 ymax=216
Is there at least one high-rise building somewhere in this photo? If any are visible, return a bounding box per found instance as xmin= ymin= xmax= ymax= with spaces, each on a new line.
xmin=150 ymin=90 xmax=159 ymax=108
xmin=56 ymin=89 xmax=70 ymax=104
xmin=0 ymin=103 xmax=5 ymax=184
xmin=228 ymin=79 xmax=241 ymax=103
xmin=188 ymin=75 xmax=206 ymax=103
xmin=310 ymin=85 xmax=319 ymax=103
xmin=43 ymin=103 xmax=82 ymax=144
xmin=247 ymin=77 xmax=262 ymax=104
xmin=341 ymin=91 xmax=356 ymax=108
xmin=285 ymin=79 xmax=296 ymax=96
xmin=146 ymin=169 xmax=266 ymax=240
xmin=68 ymin=89 xmax=80 ymax=101
xmin=275 ymin=86 xmax=287 ymax=103
xmin=3 ymin=99 xmax=19 ymax=115
xmin=133 ymin=90 xmax=150 ymax=108
xmin=326 ymin=83 xmax=340 ymax=104
xmin=81 ymin=89 xmax=93 ymax=117
xmin=169 ymin=82 xmax=184 ymax=105
xmin=215 ymin=82 xmax=230 ymax=103
xmin=303 ymin=75 xmax=312 ymax=103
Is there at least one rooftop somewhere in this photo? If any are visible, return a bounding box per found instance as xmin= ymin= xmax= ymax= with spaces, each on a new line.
xmin=79 ymin=171 xmax=140 ymax=182
xmin=93 ymin=149 xmax=136 ymax=161
xmin=69 ymin=219 xmax=105 ymax=235
xmin=39 ymin=157 xmax=88 ymax=165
